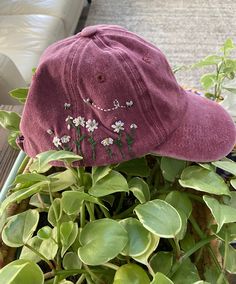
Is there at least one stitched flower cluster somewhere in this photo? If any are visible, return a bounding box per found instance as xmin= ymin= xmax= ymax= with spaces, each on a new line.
xmin=48 ymin=103 xmax=138 ymax=161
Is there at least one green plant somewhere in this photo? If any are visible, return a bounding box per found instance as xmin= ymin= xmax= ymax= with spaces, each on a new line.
xmin=192 ymin=38 xmax=236 ymax=101
xmin=0 ymin=40 xmax=236 ymax=284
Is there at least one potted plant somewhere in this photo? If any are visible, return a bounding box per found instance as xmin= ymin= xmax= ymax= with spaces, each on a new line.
xmin=0 ymin=39 xmax=235 ymax=284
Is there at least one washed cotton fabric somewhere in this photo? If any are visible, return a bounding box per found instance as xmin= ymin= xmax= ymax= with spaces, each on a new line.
xmin=17 ymin=25 xmax=236 ymax=166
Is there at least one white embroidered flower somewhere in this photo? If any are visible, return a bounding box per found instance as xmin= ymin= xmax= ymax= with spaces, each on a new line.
xmin=53 ymin=136 xmax=62 ymax=147
xmin=65 ymin=116 xmax=73 ymax=122
xmin=61 ymin=135 xmax=71 ymax=144
xmin=130 ymin=123 xmax=138 ymax=129
xmin=47 ymin=129 xmax=54 ymax=135
xmin=64 ymin=103 xmax=71 ymax=109
xmin=86 ymin=119 xmax=98 ymax=133
xmin=111 ymin=120 xmax=124 ymax=133
xmin=101 ymin=138 xmax=114 ymax=146
xmin=73 ymin=116 xmax=85 ymax=127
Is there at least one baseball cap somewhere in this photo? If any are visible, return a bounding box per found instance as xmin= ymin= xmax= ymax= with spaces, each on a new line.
xmin=17 ymin=24 xmax=236 ymax=166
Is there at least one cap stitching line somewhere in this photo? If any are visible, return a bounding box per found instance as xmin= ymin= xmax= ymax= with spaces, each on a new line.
xmin=93 ymin=34 xmax=160 ymax=135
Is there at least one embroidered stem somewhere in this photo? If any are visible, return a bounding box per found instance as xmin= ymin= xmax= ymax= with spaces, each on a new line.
xmin=114 ymin=132 xmax=125 ymax=159
xmin=105 ymin=146 xmax=113 ymax=158
xmin=88 ymin=133 xmax=96 ymax=160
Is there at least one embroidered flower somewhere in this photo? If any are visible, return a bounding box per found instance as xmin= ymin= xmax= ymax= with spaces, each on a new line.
xmin=65 ymin=116 xmax=73 ymax=130
xmin=112 ymin=121 xmax=124 ymax=133
xmin=130 ymin=123 xmax=138 ymax=129
xmin=61 ymin=135 xmax=71 ymax=144
xmin=53 ymin=136 xmax=62 ymax=147
xmin=86 ymin=119 xmax=98 ymax=133
xmin=47 ymin=129 xmax=54 ymax=135
xmin=64 ymin=103 xmax=71 ymax=109
xmin=101 ymin=138 xmax=114 ymax=146
xmin=73 ymin=116 xmax=85 ymax=127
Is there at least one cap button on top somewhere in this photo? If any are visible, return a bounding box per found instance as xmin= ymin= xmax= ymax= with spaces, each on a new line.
xmin=80 ymin=26 xmax=97 ymax=37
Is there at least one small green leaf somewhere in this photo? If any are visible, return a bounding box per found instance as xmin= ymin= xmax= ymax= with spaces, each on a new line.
xmin=49 ymin=169 xmax=77 ymax=192
xmin=179 ymin=166 xmax=231 ymax=196
xmin=78 ymin=219 xmax=128 ymax=265
xmin=30 ymin=150 xmax=82 ymax=173
xmin=132 ymin=233 xmax=160 ymax=265
xmin=212 ymin=160 xmax=236 ymax=176
xmin=221 ymin=38 xmax=236 ymax=55
xmin=0 ymin=259 xmax=44 ymax=284
xmin=135 ymin=199 xmax=182 ymax=238
xmin=20 ymin=236 xmax=42 ymax=263
xmin=203 ymin=195 xmax=236 ymax=232
xmin=212 ymin=223 xmax=236 ymax=243
xmin=129 ymin=177 xmax=150 ymax=203
xmin=39 ymin=237 xmax=58 ymax=260
xmin=220 ymin=243 xmax=236 ymax=273
xmin=193 ymin=55 xmax=222 ymax=68
xmin=37 ymin=226 xmax=52 ymax=240
xmin=0 ymin=181 xmax=48 ymax=215
xmin=61 ymin=191 xmax=106 ymax=215
xmin=89 ymin=170 xmax=129 ymax=197
xmin=115 ymin=157 xmax=150 ymax=177
xmin=60 ymin=221 xmax=78 ymax=257
xmin=48 ymin=198 xmax=62 ymax=227
xmin=63 ymin=252 xmax=82 ymax=269
xmin=161 ymin=157 xmax=186 ymax=182
xmin=0 ymin=110 xmax=21 ymax=131
xmin=13 ymin=173 xmax=48 ymax=184
xmin=151 ymin=272 xmax=174 ymax=284
xmin=180 ymin=232 xmax=196 ymax=252
xmin=9 ymin=88 xmax=28 ymax=104
xmin=8 ymin=131 xmax=20 ymax=149
xmin=92 ymin=166 xmax=112 ymax=184
xmin=119 ymin=218 xmax=152 ymax=257
xmin=171 ymin=258 xmax=200 ymax=284
xmin=2 ymin=210 xmax=39 ymax=247
xmin=200 ymin=73 xmax=216 ymax=89
xmin=165 ymin=191 xmax=192 ymax=218
xmin=113 ymin=264 xmax=150 ymax=284
xmin=150 ymin=252 xmax=173 ymax=275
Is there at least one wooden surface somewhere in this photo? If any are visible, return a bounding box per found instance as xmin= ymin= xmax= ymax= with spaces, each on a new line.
xmin=0 ymin=105 xmax=23 ymax=190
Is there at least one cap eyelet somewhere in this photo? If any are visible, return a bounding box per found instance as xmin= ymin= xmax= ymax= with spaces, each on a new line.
xmin=96 ymin=73 xmax=106 ymax=83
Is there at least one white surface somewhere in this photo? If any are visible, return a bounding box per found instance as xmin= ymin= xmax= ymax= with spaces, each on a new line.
xmin=220 ymin=94 xmax=236 ymax=123
xmin=0 ymin=14 xmax=65 ymax=84
xmin=0 ymin=53 xmax=27 ymax=105
xmin=0 ymin=0 xmax=85 ymax=35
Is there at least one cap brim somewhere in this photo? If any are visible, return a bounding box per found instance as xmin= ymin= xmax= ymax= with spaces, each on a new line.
xmin=152 ymin=90 xmax=236 ymax=162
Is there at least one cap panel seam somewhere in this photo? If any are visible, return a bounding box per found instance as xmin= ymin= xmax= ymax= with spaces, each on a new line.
xmin=94 ymin=34 xmax=166 ymax=143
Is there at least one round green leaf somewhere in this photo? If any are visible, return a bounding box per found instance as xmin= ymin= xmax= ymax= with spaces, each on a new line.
xmin=89 ymin=170 xmax=129 ymax=197
xmin=113 ymin=264 xmax=150 ymax=284
xmin=179 ymin=166 xmax=231 ymax=196
xmin=151 ymin=272 xmax=174 ymax=284
xmin=37 ymin=226 xmax=52 ymax=240
xmin=114 ymin=157 xmax=150 ymax=177
xmin=203 ymin=195 xmax=236 ymax=232
xmin=2 ymin=210 xmax=39 ymax=247
xmin=60 ymin=221 xmax=78 ymax=257
xmin=20 ymin=236 xmax=42 ymax=263
xmin=150 ymin=252 xmax=173 ymax=275
xmin=134 ymin=199 xmax=182 ymax=238
xmin=165 ymin=191 xmax=192 ymax=218
xmin=133 ymin=233 xmax=160 ymax=265
xmin=129 ymin=177 xmax=150 ymax=203
xmin=63 ymin=252 xmax=82 ymax=269
xmin=78 ymin=218 xmax=128 ymax=265
xmin=0 ymin=110 xmax=20 ymax=131
xmin=160 ymin=157 xmax=186 ymax=182
xmin=39 ymin=237 xmax=58 ymax=260
xmin=119 ymin=218 xmax=152 ymax=257
xmin=0 ymin=259 xmax=43 ymax=284
xmin=212 ymin=160 xmax=236 ymax=176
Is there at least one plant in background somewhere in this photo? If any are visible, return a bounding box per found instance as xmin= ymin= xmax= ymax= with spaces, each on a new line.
xmin=0 ymin=41 xmax=236 ymax=284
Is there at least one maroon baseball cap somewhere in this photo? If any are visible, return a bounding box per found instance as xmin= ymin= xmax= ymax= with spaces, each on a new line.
xmin=18 ymin=24 xmax=236 ymax=166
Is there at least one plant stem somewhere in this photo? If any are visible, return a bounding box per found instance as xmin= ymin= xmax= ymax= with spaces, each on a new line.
xmin=16 ymin=155 xmax=30 ymax=175
xmin=54 ymin=269 xmax=86 ymax=277
xmin=85 ymin=202 xmax=95 ymax=221
xmin=113 ymin=204 xmax=136 ymax=219
xmin=80 ymin=202 xmax=85 ymax=227
xmin=99 ymin=205 xmax=111 ymax=218
xmin=84 ymin=264 xmax=103 ymax=284
xmin=76 ymin=274 xmax=86 ymax=284
xmin=169 ymin=236 xmax=215 ymax=277
xmin=114 ymin=192 xmax=125 ymax=214
xmin=102 ymin=262 xmax=119 ymax=270
xmin=25 ymin=243 xmax=54 ymax=270
xmin=189 ymin=215 xmax=206 ymax=239
xmin=146 ymin=262 xmax=155 ymax=278
xmin=174 ymin=237 xmax=181 ymax=260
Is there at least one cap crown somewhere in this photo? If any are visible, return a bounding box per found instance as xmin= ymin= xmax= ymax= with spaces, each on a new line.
xmin=20 ymin=25 xmax=187 ymax=166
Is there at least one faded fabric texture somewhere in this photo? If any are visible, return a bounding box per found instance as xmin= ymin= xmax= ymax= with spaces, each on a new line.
xmin=18 ymin=25 xmax=236 ymax=166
